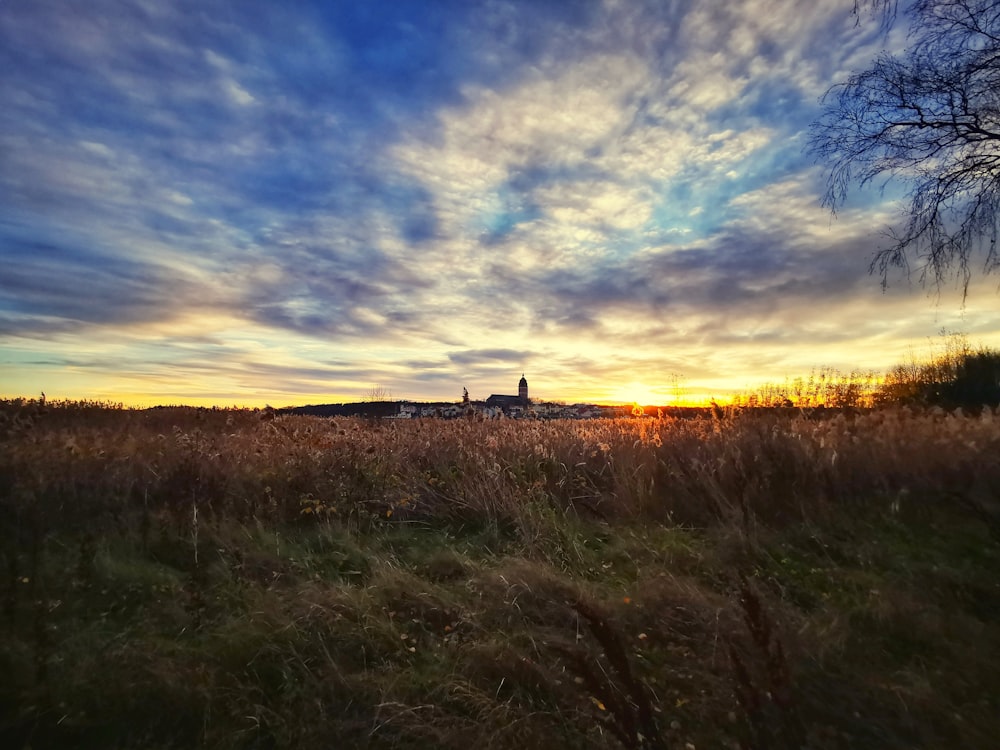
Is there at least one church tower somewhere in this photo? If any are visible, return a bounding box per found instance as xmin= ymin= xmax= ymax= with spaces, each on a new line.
xmin=518 ymin=374 xmax=528 ymax=402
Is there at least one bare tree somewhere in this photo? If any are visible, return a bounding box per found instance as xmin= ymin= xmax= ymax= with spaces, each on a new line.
xmin=811 ymin=0 xmax=1000 ymax=295
xmin=852 ymin=0 xmax=899 ymax=27
xmin=366 ymin=384 xmax=392 ymax=402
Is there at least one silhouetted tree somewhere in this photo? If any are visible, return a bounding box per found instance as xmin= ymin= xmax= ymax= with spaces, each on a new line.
xmin=366 ymin=384 xmax=392 ymax=402
xmin=853 ymin=0 xmax=899 ymax=26
xmin=875 ymin=332 xmax=1000 ymax=407
xmin=812 ymin=0 xmax=1000 ymax=294
xmin=945 ymin=350 xmax=1000 ymax=405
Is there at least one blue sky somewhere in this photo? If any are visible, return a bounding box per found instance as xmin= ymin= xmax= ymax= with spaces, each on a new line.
xmin=2 ymin=0 xmax=998 ymax=406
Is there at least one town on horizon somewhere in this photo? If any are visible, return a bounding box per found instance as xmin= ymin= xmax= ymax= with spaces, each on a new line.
xmin=282 ymin=374 xmax=657 ymax=420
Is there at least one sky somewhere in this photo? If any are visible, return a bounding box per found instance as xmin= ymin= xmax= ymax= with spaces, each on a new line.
xmin=2 ymin=0 xmax=999 ymax=407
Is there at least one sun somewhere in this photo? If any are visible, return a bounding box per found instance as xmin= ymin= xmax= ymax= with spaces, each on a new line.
xmin=610 ymin=382 xmax=667 ymax=406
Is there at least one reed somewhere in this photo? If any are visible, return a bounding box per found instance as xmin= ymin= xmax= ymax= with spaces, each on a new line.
xmin=1 ymin=398 xmax=998 ymax=748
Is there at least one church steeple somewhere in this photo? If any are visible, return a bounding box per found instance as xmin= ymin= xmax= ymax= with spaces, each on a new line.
xmin=518 ymin=374 xmax=528 ymax=402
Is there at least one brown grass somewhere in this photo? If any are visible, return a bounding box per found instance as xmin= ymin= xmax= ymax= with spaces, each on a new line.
xmin=1 ymin=398 xmax=999 ymax=748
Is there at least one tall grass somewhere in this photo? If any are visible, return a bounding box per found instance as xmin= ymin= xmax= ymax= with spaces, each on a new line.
xmin=1 ymin=399 xmax=999 ymax=748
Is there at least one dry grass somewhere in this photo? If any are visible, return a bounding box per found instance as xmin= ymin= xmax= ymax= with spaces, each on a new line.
xmin=1 ymin=398 xmax=999 ymax=748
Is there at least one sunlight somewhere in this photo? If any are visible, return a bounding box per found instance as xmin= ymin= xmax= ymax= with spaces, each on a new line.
xmin=610 ymin=381 xmax=668 ymax=406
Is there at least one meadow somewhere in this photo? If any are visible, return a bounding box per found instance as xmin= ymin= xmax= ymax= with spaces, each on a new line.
xmin=1 ymin=398 xmax=999 ymax=749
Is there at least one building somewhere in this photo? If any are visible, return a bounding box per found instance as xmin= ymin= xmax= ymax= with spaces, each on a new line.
xmin=485 ymin=374 xmax=529 ymax=414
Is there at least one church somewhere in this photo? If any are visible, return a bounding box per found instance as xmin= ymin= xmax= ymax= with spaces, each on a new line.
xmin=485 ymin=374 xmax=529 ymax=412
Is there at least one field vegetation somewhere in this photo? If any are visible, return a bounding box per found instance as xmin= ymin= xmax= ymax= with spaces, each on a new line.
xmin=731 ymin=335 xmax=1000 ymax=411
xmin=2 ymin=345 xmax=999 ymax=748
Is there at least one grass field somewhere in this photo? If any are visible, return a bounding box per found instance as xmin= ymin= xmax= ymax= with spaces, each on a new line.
xmin=2 ymin=399 xmax=999 ymax=749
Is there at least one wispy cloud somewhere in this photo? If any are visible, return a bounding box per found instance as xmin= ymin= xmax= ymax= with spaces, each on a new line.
xmin=1 ymin=0 xmax=997 ymax=405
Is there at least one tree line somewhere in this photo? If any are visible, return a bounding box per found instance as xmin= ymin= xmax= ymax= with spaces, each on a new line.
xmin=736 ymin=333 xmax=1000 ymax=410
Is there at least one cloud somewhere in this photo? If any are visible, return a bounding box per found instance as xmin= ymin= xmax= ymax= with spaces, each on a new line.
xmin=447 ymin=348 xmax=532 ymax=366
xmin=0 ymin=231 xmax=220 ymax=334
xmin=2 ymin=0 xmax=997 ymax=405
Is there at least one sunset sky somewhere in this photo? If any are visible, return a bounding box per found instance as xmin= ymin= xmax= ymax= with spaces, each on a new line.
xmin=2 ymin=0 xmax=999 ymax=407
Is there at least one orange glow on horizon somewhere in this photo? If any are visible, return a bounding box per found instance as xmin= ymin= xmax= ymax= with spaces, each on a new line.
xmin=605 ymin=381 xmax=683 ymax=407
xmin=2 ymin=386 xmax=723 ymax=410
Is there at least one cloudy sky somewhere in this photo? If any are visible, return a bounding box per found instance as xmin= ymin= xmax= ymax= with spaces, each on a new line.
xmin=2 ymin=0 xmax=998 ymax=407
